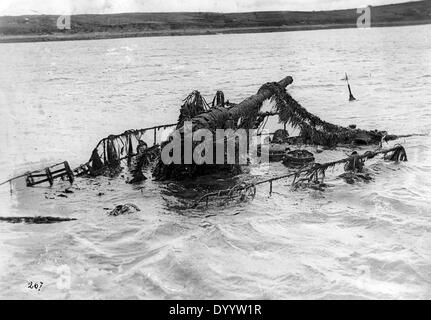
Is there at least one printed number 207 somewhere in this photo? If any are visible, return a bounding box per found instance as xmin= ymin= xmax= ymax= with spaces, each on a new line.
xmin=27 ymin=281 xmax=43 ymax=291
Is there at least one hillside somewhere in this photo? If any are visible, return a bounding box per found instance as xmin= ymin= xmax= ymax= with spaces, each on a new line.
xmin=0 ymin=0 xmax=430 ymax=42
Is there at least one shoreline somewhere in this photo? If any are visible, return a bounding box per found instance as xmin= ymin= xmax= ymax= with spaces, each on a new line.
xmin=1 ymin=19 xmax=430 ymax=44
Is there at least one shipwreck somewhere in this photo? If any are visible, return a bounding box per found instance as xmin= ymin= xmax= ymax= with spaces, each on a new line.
xmin=1 ymin=75 xmax=417 ymax=211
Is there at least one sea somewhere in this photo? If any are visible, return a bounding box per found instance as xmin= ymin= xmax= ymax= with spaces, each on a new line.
xmin=0 ymin=24 xmax=430 ymax=299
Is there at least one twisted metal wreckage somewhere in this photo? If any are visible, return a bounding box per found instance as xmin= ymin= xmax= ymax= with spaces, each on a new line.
xmin=1 ymin=75 xmax=417 ymax=212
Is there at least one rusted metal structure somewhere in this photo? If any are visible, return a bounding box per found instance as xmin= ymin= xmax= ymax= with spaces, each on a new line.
xmin=25 ymin=161 xmax=74 ymax=187
xmin=0 ymin=75 xmax=420 ymax=209
xmin=193 ymin=145 xmax=408 ymax=207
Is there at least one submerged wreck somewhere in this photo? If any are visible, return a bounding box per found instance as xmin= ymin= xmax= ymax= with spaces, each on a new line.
xmin=1 ymin=75 xmax=417 ymax=210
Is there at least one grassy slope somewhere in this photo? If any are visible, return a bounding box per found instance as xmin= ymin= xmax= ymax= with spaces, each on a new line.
xmin=0 ymin=0 xmax=430 ymax=42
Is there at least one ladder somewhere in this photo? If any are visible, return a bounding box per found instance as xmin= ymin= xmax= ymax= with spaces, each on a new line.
xmin=25 ymin=161 xmax=74 ymax=187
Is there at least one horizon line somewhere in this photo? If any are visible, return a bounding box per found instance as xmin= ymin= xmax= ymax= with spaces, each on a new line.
xmin=0 ymin=0 xmax=422 ymax=18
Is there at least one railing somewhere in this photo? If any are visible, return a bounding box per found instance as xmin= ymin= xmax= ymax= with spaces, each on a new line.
xmin=78 ymin=123 xmax=177 ymax=175
xmin=0 ymin=123 xmax=178 ymax=188
xmin=193 ymin=145 xmax=407 ymax=208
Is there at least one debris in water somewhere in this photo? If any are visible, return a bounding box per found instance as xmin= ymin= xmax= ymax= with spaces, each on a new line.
xmin=0 ymin=75 xmax=423 ymax=209
xmin=339 ymin=171 xmax=373 ymax=184
xmin=108 ymin=204 xmax=141 ymax=216
xmin=194 ymin=145 xmax=407 ymax=207
xmin=26 ymin=161 xmax=74 ymax=187
xmin=345 ymin=73 xmax=356 ymax=101
xmin=0 ymin=216 xmax=77 ymax=224
xmin=282 ymin=149 xmax=315 ymax=168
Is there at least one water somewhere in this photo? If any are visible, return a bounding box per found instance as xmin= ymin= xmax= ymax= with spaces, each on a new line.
xmin=0 ymin=25 xmax=431 ymax=299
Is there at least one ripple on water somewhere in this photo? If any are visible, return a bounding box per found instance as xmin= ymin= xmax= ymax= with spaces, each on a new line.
xmin=1 ymin=25 xmax=431 ymax=299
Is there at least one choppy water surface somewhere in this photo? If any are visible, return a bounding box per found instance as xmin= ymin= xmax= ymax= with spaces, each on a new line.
xmin=0 ymin=25 xmax=431 ymax=299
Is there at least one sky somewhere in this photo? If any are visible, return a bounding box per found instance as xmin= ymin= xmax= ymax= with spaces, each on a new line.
xmin=0 ymin=0 xmax=418 ymax=16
